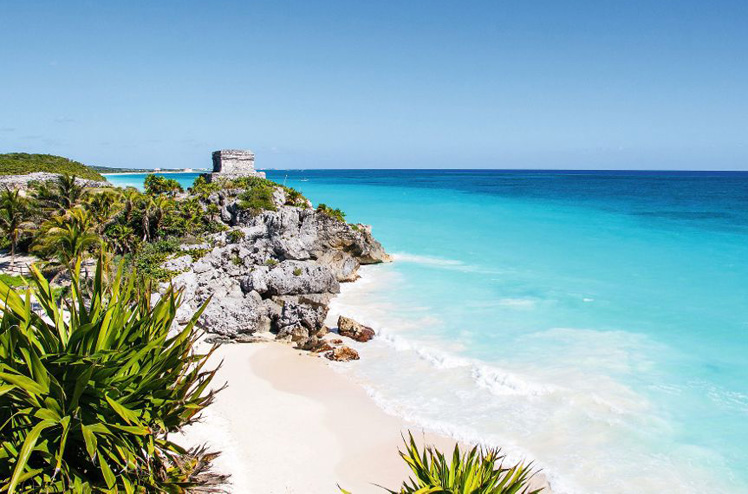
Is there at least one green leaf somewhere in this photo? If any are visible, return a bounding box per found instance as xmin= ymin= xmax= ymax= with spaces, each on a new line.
xmin=8 ymin=419 xmax=55 ymax=494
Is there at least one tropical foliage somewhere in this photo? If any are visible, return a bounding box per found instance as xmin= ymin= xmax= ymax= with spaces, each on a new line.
xmin=0 ymin=153 xmax=105 ymax=181
xmin=342 ymin=433 xmax=541 ymax=494
xmin=0 ymin=254 xmax=225 ymax=492
xmin=316 ymin=203 xmax=346 ymax=222
xmin=0 ymin=187 xmax=34 ymax=263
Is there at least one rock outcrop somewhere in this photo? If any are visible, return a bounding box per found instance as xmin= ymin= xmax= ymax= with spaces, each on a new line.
xmin=0 ymin=172 xmax=109 ymax=190
xmin=325 ymin=346 xmax=360 ymax=362
xmin=168 ymin=185 xmax=390 ymax=351
xmin=337 ymin=315 xmax=375 ymax=342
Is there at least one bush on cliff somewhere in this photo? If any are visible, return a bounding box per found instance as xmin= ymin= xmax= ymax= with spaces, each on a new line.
xmin=317 ymin=203 xmax=346 ymax=222
xmin=0 ymin=254 xmax=225 ymax=492
xmin=0 ymin=153 xmax=105 ymax=181
xmin=236 ymin=181 xmax=276 ymax=214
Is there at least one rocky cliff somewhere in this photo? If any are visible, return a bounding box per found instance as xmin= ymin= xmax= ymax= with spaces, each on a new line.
xmin=166 ymin=184 xmax=389 ymax=349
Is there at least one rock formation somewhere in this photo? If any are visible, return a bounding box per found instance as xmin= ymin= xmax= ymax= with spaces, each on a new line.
xmin=337 ymin=315 xmax=375 ymax=342
xmin=208 ymin=149 xmax=266 ymax=182
xmin=0 ymin=172 xmax=109 ymax=190
xmin=166 ymin=184 xmax=390 ymax=352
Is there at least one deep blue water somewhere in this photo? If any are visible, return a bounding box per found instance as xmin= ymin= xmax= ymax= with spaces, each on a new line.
xmin=107 ymin=170 xmax=748 ymax=493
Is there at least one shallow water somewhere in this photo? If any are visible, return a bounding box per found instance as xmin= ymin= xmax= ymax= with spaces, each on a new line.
xmin=106 ymin=170 xmax=748 ymax=493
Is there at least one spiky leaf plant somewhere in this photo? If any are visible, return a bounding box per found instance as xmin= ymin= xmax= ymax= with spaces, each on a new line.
xmin=342 ymin=432 xmax=541 ymax=494
xmin=0 ymin=253 xmax=225 ymax=492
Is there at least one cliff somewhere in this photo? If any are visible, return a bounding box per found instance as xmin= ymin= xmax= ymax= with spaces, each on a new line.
xmin=165 ymin=183 xmax=390 ymax=350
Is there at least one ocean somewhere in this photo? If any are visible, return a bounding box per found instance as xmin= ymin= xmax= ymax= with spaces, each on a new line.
xmin=105 ymin=170 xmax=748 ymax=493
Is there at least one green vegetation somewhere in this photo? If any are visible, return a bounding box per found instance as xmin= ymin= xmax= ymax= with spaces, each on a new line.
xmin=144 ymin=174 xmax=184 ymax=196
xmin=0 ymin=188 xmax=34 ymax=263
xmin=0 ymin=255 xmax=224 ymax=492
xmin=236 ymin=179 xmax=277 ymax=214
xmin=265 ymin=258 xmax=278 ymax=267
xmin=0 ymin=273 xmax=28 ymax=288
xmin=227 ymin=229 xmax=245 ymax=243
xmin=90 ymin=165 xmax=153 ymax=173
xmin=342 ymin=433 xmax=539 ymax=494
xmin=0 ymin=153 xmax=105 ymax=181
xmin=293 ymin=267 xmax=303 ymax=276
xmin=317 ymin=203 xmax=346 ymax=222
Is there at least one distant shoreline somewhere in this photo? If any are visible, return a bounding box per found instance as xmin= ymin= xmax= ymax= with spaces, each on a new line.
xmin=102 ymin=170 xmax=208 ymax=176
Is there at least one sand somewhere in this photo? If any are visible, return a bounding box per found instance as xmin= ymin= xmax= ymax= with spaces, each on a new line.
xmin=180 ymin=342 xmax=456 ymax=494
xmin=181 ymin=342 xmax=550 ymax=493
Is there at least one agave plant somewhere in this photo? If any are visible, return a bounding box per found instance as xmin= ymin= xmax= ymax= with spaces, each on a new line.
xmin=0 ymin=253 xmax=225 ymax=492
xmin=342 ymin=433 xmax=541 ymax=494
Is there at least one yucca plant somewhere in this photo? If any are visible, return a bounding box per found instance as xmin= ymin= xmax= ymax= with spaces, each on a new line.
xmin=0 ymin=253 xmax=225 ymax=492
xmin=342 ymin=433 xmax=541 ymax=494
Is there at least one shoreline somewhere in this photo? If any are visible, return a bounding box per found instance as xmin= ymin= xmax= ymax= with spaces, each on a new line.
xmin=102 ymin=170 xmax=208 ymax=176
xmin=181 ymin=341 xmax=551 ymax=493
xmin=180 ymin=342 xmax=458 ymax=493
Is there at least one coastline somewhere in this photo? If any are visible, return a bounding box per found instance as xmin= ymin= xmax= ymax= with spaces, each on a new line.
xmin=181 ymin=341 xmax=552 ymax=493
xmin=102 ymin=171 xmax=208 ymax=176
xmin=180 ymin=342 xmax=458 ymax=493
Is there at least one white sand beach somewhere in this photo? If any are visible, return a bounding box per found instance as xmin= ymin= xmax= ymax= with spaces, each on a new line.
xmin=181 ymin=342 xmax=551 ymax=493
xmin=180 ymin=342 xmax=456 ymax=493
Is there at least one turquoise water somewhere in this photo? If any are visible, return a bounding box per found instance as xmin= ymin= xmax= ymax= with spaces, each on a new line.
xmin=106 ymin=171 xmax=748 ymax=493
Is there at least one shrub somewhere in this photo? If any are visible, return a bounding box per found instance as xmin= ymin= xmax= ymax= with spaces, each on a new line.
xmin=227 ymin=229 xmax=245 ymax=243
xmin=293 ymin=267 xmax=302 ymax=276
xmin=186 ymin=247 xmax=211 ymax=261
xmin=144 ymin=174 xmax=184 ymax=196
xmin=341 ymin=433 xmax=540 ymax=494
xmin=237 ymin=185 xmax=276 ymax=214
xmin=265 ymin=258 xmax=278 ymax=267
xmin=317 ymin=203 xmax=346 ymax=222
xmin=189 ymin=175 xmax=221 ymax=198
xmin=131 ymin=239 xmax=181 ymax=282
xmin=0 ymin=255 xmax=225 ymax=492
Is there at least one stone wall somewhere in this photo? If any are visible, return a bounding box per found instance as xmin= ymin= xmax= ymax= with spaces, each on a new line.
xmin=209 ymin=149 xmax=266 ymax=181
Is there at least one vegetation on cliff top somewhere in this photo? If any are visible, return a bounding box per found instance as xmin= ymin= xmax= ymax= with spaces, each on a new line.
xmin=0 ymin=153 xmax=106 ymax=181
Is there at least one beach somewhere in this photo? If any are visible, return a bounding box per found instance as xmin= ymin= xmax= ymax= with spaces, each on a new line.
xmin=181 ymin=341 xmax=551 ymax=493
xmin=180 ymin=342 xmax=458 ymax=493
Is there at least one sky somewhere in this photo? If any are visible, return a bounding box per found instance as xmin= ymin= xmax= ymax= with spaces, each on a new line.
xmin=1 ymin=0 xmax=747 ymax=170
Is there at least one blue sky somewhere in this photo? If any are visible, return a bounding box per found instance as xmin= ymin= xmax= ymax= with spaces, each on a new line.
xmin=1 ymin=0 xmax=746 ymax=170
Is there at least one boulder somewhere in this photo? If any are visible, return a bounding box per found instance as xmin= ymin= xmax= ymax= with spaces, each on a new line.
xmin=325 ymin=346 xmax=360 ymax=362
xmin=337 ymin=315 xmax=375 ymax=342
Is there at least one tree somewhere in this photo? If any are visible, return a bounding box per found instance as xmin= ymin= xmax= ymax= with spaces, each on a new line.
xmin=83 ymin=188 xmax=123 ymax=233
xmin=32 ymin=206 xmax=101 ymax=277
xmin=31 ymin=173 xmax=87 ymax=214
xmin=144 ymin=174 xmax=183 ymax=196
xmin=0 ymin=187 xmax=34 ymax=265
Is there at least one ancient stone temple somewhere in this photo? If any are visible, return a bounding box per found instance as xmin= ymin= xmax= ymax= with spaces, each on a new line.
xmin=208 ymin=149 xmax=266 ymax=182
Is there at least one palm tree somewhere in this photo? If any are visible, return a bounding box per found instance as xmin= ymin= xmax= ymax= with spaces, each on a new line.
xmin=32 ymin=206 xmax=101 ymax=277
xmin=140 ymin=194 xmax=175 ymax=241
xmin=0 ymin=187 xmax=34 ymax=266
xmin=83 ymin=188 xmax=123 ymax=233
xmin=32 ymin=174 xmax=87 ymax=214
xmin=120 ymin=187 xmax=141 ymax=223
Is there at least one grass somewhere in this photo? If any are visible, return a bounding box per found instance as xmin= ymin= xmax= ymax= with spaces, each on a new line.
xmin=0 ymin=273 xmax=28 ymax=288
xmin=0 ymin=153 xmax=106 ymax=181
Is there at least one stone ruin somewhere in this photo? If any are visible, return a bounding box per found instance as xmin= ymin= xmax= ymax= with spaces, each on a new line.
xmin=207 ymin=149 xmax=266 ymax=182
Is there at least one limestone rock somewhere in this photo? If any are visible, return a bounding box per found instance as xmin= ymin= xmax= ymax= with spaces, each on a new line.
xmin=0 ymin=172 xmax=109 ymax=190
xmin=325 ymin=346 xmax=360 ymax=362
xmin=337 ymin=315 xmax=375 ymax=342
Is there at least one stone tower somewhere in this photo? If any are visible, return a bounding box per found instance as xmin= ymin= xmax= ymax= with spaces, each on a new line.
xmin=208 ymin=149 xmax=266 ymax=182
